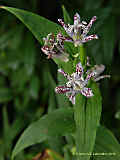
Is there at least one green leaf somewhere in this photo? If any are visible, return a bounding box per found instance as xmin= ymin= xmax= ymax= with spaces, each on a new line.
xmin=2 ymin=106 xmax=11 ymax=158
xmin=11 ymin=66 xmax=30 ymax=92
xmin=42 ymin=65 xmax=57 ymax=112
xmin=8 ymin=25 xmax=24 ymax=50
xmin=0 ymin=77 xmax=6 ymax=87
xmin=85 ymin=83 xmax=102 ymax=159
xmin=12 ymin=107 xmax=75 ymax=159
xmin=54 ymin=57 xmax=73 ymax=74
xmin=100 ymin=16 xmax=116 ymax=64
xmin=48 ymin=75 xmax=57 ymax=112
xmin=29 ymin=76 xmax=40 ymax=99
xmin=0 ymin=50 xmax=18 ymax=71
xmin=44 ymin=70 xmax=66 ymax=154
xmin=3 ymin=106 xmax=10 ymax=145
xmin=0 ymin=25 xmax=23 ymax=50
xmin=0 ymin=144 xmax=4 ymax=160
xmin=0 ymin=6 xmax=74 ymax=72
xmin=0 ymin=88 xmax=12 ymax=102
xmin=9 ymin=118 xmax=27 ymax=142
xmin=3 ymin=106 xmax=9 ymax=135
xmin=62 ymin=5 xmax=71 ymax=23
xmin=74 ymin=83 xmax=102 ymax=160
xmin=74 ymin=94 xmax=86 ymax=160
xmin=71 ymin=125 xmax=120 ymax=160
xmin=21 ymin=32 xmax=36 ymax=75
xmin=47 ymin=136 xmax=65 ymax=155
xmin=0 ymin=6 xmax=63 ymax=45
xmin=93 ymin=126 xmax=120 ymax=160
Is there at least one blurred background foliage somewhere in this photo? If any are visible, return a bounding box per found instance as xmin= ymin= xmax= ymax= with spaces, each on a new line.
xmin=0 ymin=0 xmax=120 ymax=159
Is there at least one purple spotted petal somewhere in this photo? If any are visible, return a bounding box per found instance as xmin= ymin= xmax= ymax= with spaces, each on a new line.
xmin=57 ymin=32 xmax=73 ymax=43
xmin=87 ymin=16 xmax=97 ymax=31
xmin=82 ymin=35 xmax=98 ymax=43
xmin=41 ymin=46 xmax=54 ymax=58
xmin=55 ymin=86 xmax=71 ymax=94
xmin=86 ymin=72 xmax=96 ymax=80
xmin=58 ymin=68 xmax=69 ymax=79
xmin=83 ymin=72 xmax=96 ymax=86
xmin=58 ymin=19 xmax=74 ymax=38
xmin=74 ymin=13 xmax=80 ymax=26
xmin=82 ymin=16 xmax=97 ymax=36
xmin=76 ymin=62 xmax=84 ymax=77
xmin=58 ymin=19 xmax=69 ymax=32
xmin=68 ymin=93 xmax=76 ymax=104
xmin=80 ymin=87 xmax=94 ymax=97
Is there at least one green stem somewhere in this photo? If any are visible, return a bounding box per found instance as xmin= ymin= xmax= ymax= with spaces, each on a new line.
xmin=73 ymin=44 xmax=88 ymax=160
xmin=79 ymin=44 xmax=86 ymax=66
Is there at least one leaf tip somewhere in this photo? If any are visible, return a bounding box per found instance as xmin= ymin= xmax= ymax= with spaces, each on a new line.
xmin=62 ymin=5 xmax=65 ymax=9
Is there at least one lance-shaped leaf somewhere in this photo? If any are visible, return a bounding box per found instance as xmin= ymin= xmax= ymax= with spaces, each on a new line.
xmin=0 ymin=6 xmax=74 ymax=72
xmin=12 ymin=108 xmax=75 ymax=159
xmin=0 ymin=88 xmax=13 ymax=102
xmin=72 ymin=125 xmax=120 ymax=160
xmin=0 ymin=6 xmax=63 ymax=45
xmin=93 ymin=126 xmax=120 ymax=160
xmin=74 ymin=83 xmax=102 ymax=160
xmin=62 ymin=5 xmax=71 ymax=24
xmin=101 ymin=16 xmax=116 ymax=65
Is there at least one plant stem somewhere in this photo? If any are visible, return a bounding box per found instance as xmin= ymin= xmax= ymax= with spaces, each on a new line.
xmin=79 ymin=44 xmax=86 ymax=66
xmin=74 ymin=44 xmax=88 ymax=160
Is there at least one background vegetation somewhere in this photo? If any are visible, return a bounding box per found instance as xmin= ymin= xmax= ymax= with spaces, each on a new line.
xmin=0 ymin=0 xmax=120 ymax=160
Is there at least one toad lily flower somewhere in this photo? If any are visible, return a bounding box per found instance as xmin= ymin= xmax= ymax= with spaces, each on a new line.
xmin=87 ymin=64 xmax=110 ymax=82
xmin=55 ymin=62 xmax=94 ymax=104
xmin=55 ymin=62 xmax=110 ymax=104
xmin=58 ymin=13 xmax=98 ymax=47
xmin=41 ymin=33 xmax=69 ymax=62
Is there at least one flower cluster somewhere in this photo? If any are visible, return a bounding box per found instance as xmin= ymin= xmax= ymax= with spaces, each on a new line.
xmin=41 ymin=13 xmax=98 ymax=61
xmin=41 ymin=12 xmax=110 ymax=104
xmin=55 ymin=62 xmax=110 ymax=104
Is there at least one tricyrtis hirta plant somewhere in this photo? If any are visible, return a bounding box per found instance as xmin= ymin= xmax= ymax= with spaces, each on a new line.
xmin=35 ymin=11 xmax=112 ymax=160
xmin=41 ymin=13 xmax=110 ymax=105
xmin=41 ymin=12 xmax=110 ymax=159
xmin=2 ymin=6 xmax=115 ymax=160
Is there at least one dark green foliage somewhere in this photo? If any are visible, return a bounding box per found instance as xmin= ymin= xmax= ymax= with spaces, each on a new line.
xmin=0 ymin=0 xmax=120 ymax=160
xmin=12 ymin=108 xmax=75 ymax=158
